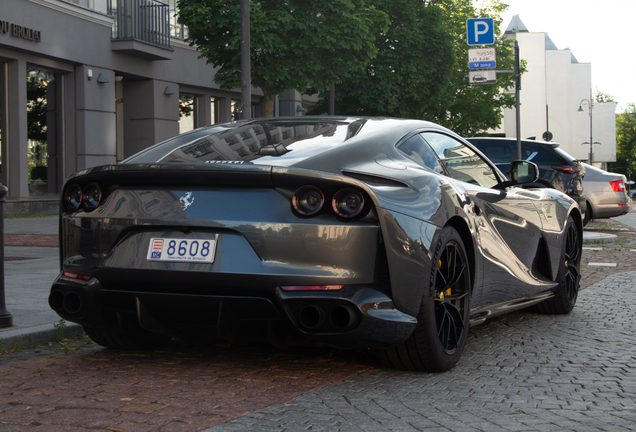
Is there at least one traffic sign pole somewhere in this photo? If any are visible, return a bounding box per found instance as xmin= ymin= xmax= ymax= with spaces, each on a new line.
xmin=514 ymin=40 xmax=521 ymax=159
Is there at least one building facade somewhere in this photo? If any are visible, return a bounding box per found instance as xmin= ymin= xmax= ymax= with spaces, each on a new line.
xmin=495 ymin=16 xmax=616 ymax=167
xmin=1 ymin=0 xmax=314 ymax=199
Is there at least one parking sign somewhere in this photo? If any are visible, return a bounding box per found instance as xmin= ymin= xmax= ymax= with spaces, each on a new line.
xmin=467 ymin=18 xmax=494 ymax=46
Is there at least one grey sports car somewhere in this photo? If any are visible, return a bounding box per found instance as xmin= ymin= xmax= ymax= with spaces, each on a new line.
xmin=49 ymin=117 xmax=582 ymax=372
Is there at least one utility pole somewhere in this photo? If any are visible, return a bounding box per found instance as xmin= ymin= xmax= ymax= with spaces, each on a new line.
xmin=240 ymin=0 xmax=251 ymax=120
xmin=514 ymin=39 xmax=521 ymax=159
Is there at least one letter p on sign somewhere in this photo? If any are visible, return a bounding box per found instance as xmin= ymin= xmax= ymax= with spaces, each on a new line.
xmin=467 ymin=18 xmax=494 ymax=45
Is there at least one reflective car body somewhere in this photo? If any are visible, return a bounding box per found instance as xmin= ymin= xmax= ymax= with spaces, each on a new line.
xmin=466 ymin=137 xmax=586 ymax=218
xmin=581 ymin=163 xmax=632 ymax=220
xmin=50 ymin=117 xmax=582 ymax=371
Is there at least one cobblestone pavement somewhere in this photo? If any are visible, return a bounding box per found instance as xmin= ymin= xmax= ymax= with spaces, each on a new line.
xmin=0 ymin=340 xmax=374 ymax=431
xmin=1 ymin=212 xmax=635 ymax=431
xmin=204 ymin=270 xmax=636 ymax=432
xmin=579 ymin=215 xmax=636 ymax=289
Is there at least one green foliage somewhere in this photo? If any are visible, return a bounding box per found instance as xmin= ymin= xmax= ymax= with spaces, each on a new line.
xmin=179 ymin=95 xmax=194 ymax=118
xmin=310 ymin=0 xmax=518 ymax=136
xmin=27 ymin=71 xmax=48 ymax=143
xmin=425 ymin=0 xmax=518 ymax=136
xmin=14 ymin=339 xmax=25 ymax=352
xmin=309 ymin=0 xmax=455 ymax=118
xmin=595 ymin=88 xmax=615 ymax=103
xmin=177 ymin=0 xmax=389 ymax=116
xmin=615 ymin=103 xmax=636 ymax=177
xmin=29 ymin=164 xmax=47 ymax=181
xmin=53 ymin=319 xmax=66 ymax=342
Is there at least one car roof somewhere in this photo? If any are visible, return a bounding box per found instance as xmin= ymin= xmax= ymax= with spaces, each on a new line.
xmin=122 ymin=116 xmax=454 ymax=168
xmin=466 ymin=137 xmax=561 ymax=149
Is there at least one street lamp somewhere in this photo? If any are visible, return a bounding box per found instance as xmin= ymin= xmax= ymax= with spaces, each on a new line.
xmin=578 ymin=92 xmax=601 ymax=165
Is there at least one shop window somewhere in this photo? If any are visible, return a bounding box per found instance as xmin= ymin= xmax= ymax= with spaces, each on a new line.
xmin=27 ymin=68 xmax=55 ymax=196
xmin=179 ymin=94 xmax=196 ymax=134
xmin=211 ymin=97 xmax=217 ymax=124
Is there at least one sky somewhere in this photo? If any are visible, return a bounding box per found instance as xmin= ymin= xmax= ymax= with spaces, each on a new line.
xmin=498 ymin=0 xmax=635 ymax=112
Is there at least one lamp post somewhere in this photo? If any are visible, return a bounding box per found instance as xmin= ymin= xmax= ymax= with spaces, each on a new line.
xmin=240 ymin=0 xmax=251 ymax=120
xmin=578 ymin=90 xmax=601 ymax=165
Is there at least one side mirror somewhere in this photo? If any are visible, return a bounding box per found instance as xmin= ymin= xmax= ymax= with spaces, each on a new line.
xmin=509 ymin=160 xmax=539 ymax=185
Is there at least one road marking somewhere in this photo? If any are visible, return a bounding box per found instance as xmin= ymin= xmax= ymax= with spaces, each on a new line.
xmin=583 ymin=247 xmax=603 ymax=251
xmin=588 ymin=263 xmax=617 ymax=267
xmin=631 ymin=249 xmax=636 ymax=252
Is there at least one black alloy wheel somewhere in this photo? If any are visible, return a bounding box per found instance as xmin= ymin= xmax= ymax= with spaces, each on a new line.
xmin=434 ymin=240 xmax=470 ymax=355
xmin=378 ymin=226 xmax=471 ymax=372
xmin=562 ymin=219 xmax=581 ymax=304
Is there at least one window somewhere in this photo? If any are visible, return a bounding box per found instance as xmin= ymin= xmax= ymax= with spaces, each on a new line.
xmin=422 ymin=132 xmax=499 ymax=188
xmin=397 ymin=134 xmax=443 ymax=174
xmin=522 ymin=144 xmax=561 ymax=165
xmin=169 ymin=0 xmax=188 ymax=39
xmin=473 ymin=142 xmax=513 ymax=164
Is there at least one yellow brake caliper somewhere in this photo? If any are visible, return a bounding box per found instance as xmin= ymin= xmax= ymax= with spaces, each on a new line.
xmin=438 ymin=259 xmax=452 ymax=300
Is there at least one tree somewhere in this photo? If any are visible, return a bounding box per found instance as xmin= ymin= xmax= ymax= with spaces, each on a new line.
xmin=177 ymin=0 xmax=388 ymax=117
xmin=309 ymin=0 xmax=455 ymax=119
xmin=309 ymin=0 xmax=517 ymax=137
xmin=594 ymin=88 xmax=615 ymax=103
xmin=426 ymin=0 xmax=518 ymax=137
xmin=615 ymin=103 xmax=636 ymax=177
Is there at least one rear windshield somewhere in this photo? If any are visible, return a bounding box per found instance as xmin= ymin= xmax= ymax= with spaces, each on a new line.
xmin=552 ymin=147 xmax=578 ymax=164
xmin=124 ymin=120 xmax=365 ymax=165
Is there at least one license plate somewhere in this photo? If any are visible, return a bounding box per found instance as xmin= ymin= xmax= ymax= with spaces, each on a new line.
xmin=147 ymin=238 xmax=216 ymax=263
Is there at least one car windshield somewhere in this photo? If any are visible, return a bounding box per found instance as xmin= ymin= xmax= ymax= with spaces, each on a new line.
xmin=123 ymin=120 xmax=366 ymax=165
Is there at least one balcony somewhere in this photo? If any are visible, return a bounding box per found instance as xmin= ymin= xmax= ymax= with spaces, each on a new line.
xmin=110 ymin=0 xmax=174 ymax=61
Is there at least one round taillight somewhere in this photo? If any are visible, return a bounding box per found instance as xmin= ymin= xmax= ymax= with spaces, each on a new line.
xmin=82 ymin=182 xmax=102 ymax=210
xmin=292 ymin=186 xmax=324 ymax=216
xmin=64 ymin=184 xmax=83 ymax=211
xmin=332 ymin=188 xmax=365 ymax=218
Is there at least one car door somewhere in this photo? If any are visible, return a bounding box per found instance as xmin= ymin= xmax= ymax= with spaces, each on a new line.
xmin=420 ymin=132 xmax=555 ymax=311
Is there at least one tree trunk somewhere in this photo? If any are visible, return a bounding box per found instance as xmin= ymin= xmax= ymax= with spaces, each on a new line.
xmin=263 ymin=89 xmax=276 ymax=117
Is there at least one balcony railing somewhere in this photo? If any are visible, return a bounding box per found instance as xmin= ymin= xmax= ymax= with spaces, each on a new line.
xmin=110 ymin=0 xmax=171 ymax=49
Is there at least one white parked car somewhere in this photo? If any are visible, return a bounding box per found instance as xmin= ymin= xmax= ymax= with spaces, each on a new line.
xmin=582 ymin=163 xmax=632 ymax=224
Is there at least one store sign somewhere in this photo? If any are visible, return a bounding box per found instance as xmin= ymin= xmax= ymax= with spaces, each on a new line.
xmin=0 ymin=20 xmax=41 ymax=43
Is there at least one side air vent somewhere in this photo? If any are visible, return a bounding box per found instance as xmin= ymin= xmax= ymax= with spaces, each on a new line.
xmin=342 ymin=171 xmax=408 ymax=188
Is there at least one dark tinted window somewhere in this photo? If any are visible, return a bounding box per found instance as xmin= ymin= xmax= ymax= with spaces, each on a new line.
xmin=397 ymin=134 xmax=444 ymax=173
xmin=124 ymin=120 xmax=366 ymax=165
xmin=471 ymin=141 xmax=513 ymax=163
xmin=521 ymin=143 xmax=562 ymax=165
xmin=423 ymin=133 xmax=499 ymax=188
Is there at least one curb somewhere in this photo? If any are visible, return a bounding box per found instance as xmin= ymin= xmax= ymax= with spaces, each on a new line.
xmin=0 ymin=323 xmax=84 ymax=352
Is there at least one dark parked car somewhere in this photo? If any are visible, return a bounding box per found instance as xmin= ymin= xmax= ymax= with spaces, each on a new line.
xmin=581 ymin=163 xmax=632 ymax=221
xmin=466 ymin=137 xmax=587 ymax=221
xmin=49 ymin=117 xmax=582 ymax=372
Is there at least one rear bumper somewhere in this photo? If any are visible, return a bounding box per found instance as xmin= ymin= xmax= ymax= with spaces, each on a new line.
xmin=49 ymin=273 xmax=417 ymax=349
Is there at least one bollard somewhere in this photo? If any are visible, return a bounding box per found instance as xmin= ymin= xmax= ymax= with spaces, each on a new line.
xmin=0 ymin=185 xmax=13 ymax=328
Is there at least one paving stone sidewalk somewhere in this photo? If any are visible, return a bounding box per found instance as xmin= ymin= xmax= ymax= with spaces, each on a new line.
xmin=204 ymin=269 xmax=636 ymax=432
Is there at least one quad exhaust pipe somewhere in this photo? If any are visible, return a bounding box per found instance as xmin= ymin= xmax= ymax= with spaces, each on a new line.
xmin=297 ymin=303 xmax=358 ymax=332
xmin=49 ymin=289 xmax=85 ymax=316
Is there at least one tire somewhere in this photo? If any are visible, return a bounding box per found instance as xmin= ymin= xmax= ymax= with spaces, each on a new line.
xmin=530 ymin=215 xmax=581 ymax=314
xmin=379 ymin=226 xmax=471 ymax=372
xmin=83 ymin=325 xmax=171 ymax=350
xmin=582 ymin=202 xmax=592 ymax=226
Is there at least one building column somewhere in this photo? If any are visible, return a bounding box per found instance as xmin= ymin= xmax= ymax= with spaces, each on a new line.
xmin=216 ymin=97 xmax=233 ymax=123
xmin=196 ymin=93 xmax=212 ymax=128
xmin=5 ymin=58 xmax=29 ymax=199
xmin=278 ymin=90 xmax=304 ymax=117
xmin=123 ymin=79 xmax=179 ymax=158
xmin=74 ymin=65 xmax=117 ymax=171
